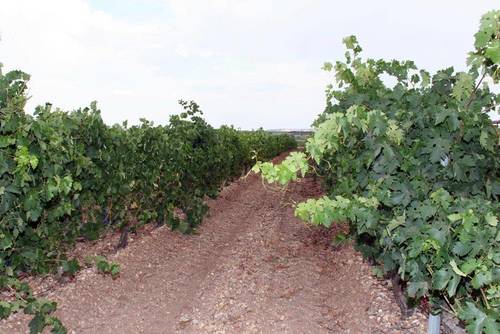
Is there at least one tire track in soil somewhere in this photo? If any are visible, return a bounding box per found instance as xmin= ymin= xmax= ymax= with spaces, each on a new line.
xmin=1 ymin=152 xmax=428 ymax=334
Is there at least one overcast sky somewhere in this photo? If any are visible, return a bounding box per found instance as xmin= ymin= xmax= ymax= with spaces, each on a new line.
xmin=0 ymin=1 xmax=497 ymax=129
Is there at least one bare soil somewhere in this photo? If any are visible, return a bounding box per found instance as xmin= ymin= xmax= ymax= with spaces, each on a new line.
xmin=1 ymin=152 xmax=428 ymax=334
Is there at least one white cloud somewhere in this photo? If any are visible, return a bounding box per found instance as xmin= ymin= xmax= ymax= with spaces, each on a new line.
xmin=0 ymin=0 xmax=496 ymax=128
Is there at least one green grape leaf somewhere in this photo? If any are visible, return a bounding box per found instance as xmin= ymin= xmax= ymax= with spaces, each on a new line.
xmin=485 ymin=212 xmax=498 ymax=227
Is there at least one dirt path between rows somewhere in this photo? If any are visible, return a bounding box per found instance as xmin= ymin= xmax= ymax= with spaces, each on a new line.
xmin=2 ymin=153 xmax=428 ymax=334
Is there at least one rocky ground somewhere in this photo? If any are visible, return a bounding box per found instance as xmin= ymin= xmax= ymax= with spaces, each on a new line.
xmin=1 ymin=153 xmax=429 ymax=333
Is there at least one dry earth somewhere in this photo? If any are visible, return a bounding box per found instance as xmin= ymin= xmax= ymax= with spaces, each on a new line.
xmin=1 ymin=153 xmax=429 ymax=334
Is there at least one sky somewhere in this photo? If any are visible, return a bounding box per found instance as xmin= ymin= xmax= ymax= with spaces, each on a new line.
xmin=0 ymin=0 xmax=497 ymax=129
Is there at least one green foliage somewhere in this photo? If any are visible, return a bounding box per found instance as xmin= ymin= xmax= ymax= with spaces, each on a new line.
xmin=0 ymin=275 xmax=65 ymax=334
xmin=254 ymin=11 xmax=499 ymax=333
xmin=91 ymin=256 xmax=120 ymax=280
xmin=0 ymin=64 xmax=296 ymax=331
xmin=25 ymin=299 xmax=66 ymax=334
xmin=252 ymin=151 xmax=308 ymax=185
xmin=61 ymin=259 xmax=80 ymax=276
xmin=468 ymin=10 xmax=499 ymax=82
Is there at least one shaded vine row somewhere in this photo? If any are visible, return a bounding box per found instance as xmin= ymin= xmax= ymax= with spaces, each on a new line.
xmin=0 ymin=68 xmax=296 ymax=332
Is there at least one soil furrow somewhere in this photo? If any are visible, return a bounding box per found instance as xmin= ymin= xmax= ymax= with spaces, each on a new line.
xmin=1 ymin=153 xmax=428 ymax=333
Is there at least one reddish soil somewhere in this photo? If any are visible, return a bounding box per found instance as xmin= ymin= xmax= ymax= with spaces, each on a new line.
xmin=1 ymin=152 xmax=428 ymax=333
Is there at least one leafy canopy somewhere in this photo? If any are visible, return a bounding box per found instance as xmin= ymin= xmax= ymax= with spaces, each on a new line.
xmin=254 ymin=11 xmax=499 ymax=333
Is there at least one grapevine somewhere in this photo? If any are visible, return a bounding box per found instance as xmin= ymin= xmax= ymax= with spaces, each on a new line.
xmin=0 ymin=64 xmax=296 ymax=332
xmin=254 ymin=11 xmax=499 ymax=333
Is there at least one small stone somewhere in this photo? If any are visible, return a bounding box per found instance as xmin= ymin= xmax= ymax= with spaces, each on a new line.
xmin=179 ymin=314 xmax=192 ymax=328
